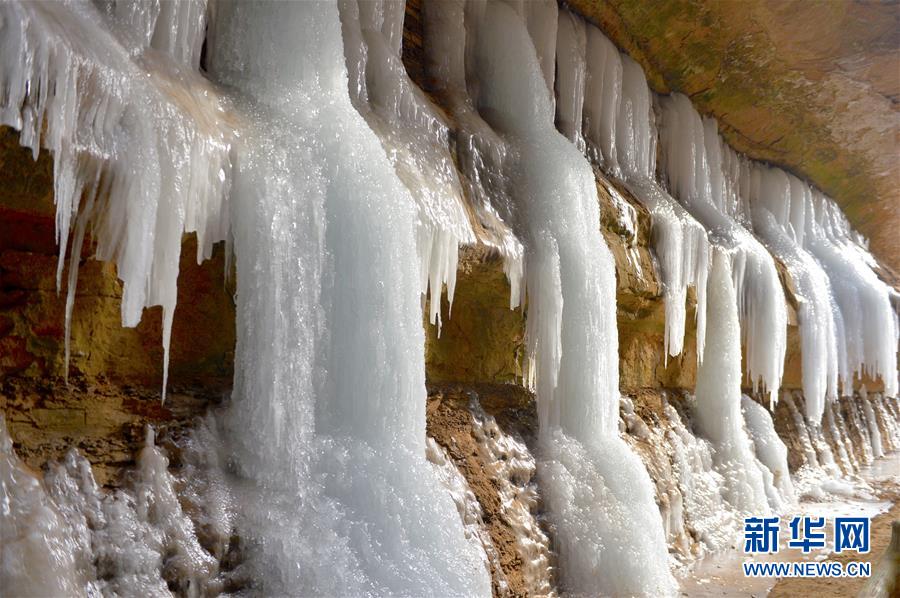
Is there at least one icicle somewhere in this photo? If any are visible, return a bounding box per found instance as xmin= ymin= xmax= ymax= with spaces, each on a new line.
xmin=603 ymin=45 xmax=710 ymax=361
xmin=206 ymin=1 xmax=490 ymax=594
xmin=802 ymin=191 xmax=898 ymax=398
xmin=421 ymin=0 xmax=525 ymax=310
xmin=338 ymin=0 xmax=477 ymax=330
xmin=0 ymin=1 xmax=233 ymax=399
xmin=468 ymin=3 xmax=676 ymax=594
xmin=554 ymin=8 xmax=587 ymax=153
xmin=693 ymin=250 xmax=772 ymax=515
xmin=552 ymin=16 xmax=710 ymax=363
xmin=658 ymin=94 xmax=787 ymax=404
xmin=748 ymin=167 xmax=842 ymax=421
xmin=583 ymin=25 xmax=622 ymax=176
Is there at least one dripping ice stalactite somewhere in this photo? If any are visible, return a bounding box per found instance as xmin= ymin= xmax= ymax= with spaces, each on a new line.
xmin=420 ymin=0 xmax=525 ymax=309
xmin=2 ymin=0 xmax=900 ymax=595
xmin=557 ymin=19 xmax=710 ymax=361
xmin=468 ymin=2 xmax=676 ymax=594
xmin=338 ymin=0 xmax=476 ymax=331
xmin=748 ymin=167 xmax=842 ymax=422
xmin=206 ymin=1 xmax=489 ymax=595
xmin=659 ymin=94 xmax=787 ymax=405
xmin=551 ymin=4 xmax=896 ymax=410
xmin=614 ymin=57 xmax=710 ymax=362
xmin=693 ymin=250 xmax=776 ymax=516
xmin=803 ymin=191 xmax=899 ymax=399
xmin=0 ymin=0 xmax=232 ymax=399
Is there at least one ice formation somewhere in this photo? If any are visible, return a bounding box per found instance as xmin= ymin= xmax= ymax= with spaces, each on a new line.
xmin=0 ymin=0 xmax=232 ymax=398
xmin=693 ymin=250 xmax=774 ymax=515
xmin=663 ymin=401 xmax=740 ymax=555
xmin=748 ymin=167 xmax=842 ymax=421
xmin=425 ymin=439 xmax=495 ymax=586
xmin=2 ymin=0 xmax=899 ymax=595
xmin=469 ymin=399 xmax=555 ymax=596
xmin=421 ymin=0 xmax=525 ymax=308
xmin=206 ymin=2 xmax=489 ymax=594
xmin=557 ymin=20 xmax=711 ymax=361
xmin=803 ymin=191 xmax=899 ymax=398
xmin=659 ymin=95 xmax=788 ymax=405
xmin=741 ymin=395 xmax=796 ymax=509
xmin=338 ymin=0 xmax=476 ymax=330
xmin=0 ymin=417 xmax=224 ymax=596
xmin=466 ymin=3 xmax=676 ymax=594
xmin=553 ymin=4 xmax=897 ymax=405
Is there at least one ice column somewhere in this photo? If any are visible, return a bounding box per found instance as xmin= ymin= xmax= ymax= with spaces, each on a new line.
xmin=338 ymin=0 xmax=476 ymax=330
xmin=694 ymin=251 xmax=772 ymax=515
xmin=206 ymin=2 xmax=489 ymax=595
xmin=802 ymin=192 xmax=898 ymax=398
xmin=659 ymin=94 xmax=787 ymax=404
xmin=555 ymin=19 xmax=709 ymax=361
xmin=469 ymin=3 xmax=676 ymax=594
xmin=748 ymin=167 xmax=842 ymax=421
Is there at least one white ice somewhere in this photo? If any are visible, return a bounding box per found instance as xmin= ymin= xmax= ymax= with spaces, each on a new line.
xmin=0 ymin=0 xmax=232 ymax=398
xmin=206 ymin=1 xmax=490 ymax=595
xmin=659 ymin=94 xmax=787 ymax=405
xmin=469 ymin=3 xmax=676 ymax=594
xmin=693 ymin=250 xmax=775 ymax=516
xmin=748 ymin=166 xmax=842 ymax=422
xmin=564 ymin=24 xmax=711 ymax=362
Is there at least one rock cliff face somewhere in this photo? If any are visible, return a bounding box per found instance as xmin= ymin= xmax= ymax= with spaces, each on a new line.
xmin=1 ymin=1 xmax=898 ymax=595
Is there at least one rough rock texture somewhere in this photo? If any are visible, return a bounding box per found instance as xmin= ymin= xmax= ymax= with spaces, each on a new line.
xmin=567 ymin=0 xmax=900 ymax=273
xmin=425 ymin=247 xmax=526 ymax=385
xmin=426 ymin=383 xmax=547 ymax=597
xmin=0 ymin=375 xmax=221 ymax=486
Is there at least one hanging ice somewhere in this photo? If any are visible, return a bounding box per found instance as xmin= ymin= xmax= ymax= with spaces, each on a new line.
xmin=0 ymin=0 xmax=232 ymax=398
xmin=338 ymin=0 xmax=476 ymax=330
xmin=693 ymin=250 xmax=774 ymax=516
xmin=658 ymin=94 xmax=787 ymax=404
xmin=748 ymin=167 xmax=843 ymax=421
xmin=802 ymin=191 xmax=898 ymax=398
xmin=558 ymin=20 xmax=710 ymax=362
xmin=466 ymin=2 xmax=676 ymax=594
xmin=206 ymin=1 xmax=490 ymax=594
xmin=421 ymin=0 xmax=525 ymax=309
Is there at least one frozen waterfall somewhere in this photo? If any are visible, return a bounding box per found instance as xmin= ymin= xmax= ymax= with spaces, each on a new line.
xmin=0 ymin=0 xmax=898 ymax=596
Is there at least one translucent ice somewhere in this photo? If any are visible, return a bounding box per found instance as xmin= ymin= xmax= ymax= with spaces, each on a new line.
xmin=206 ymin=1 xmax=490 ymax=594
xmin=659 ymin=95 xmax=787 ymax=404
xmin=469 ymin=3 xmax=676 ymax=594
xmin=693 ymin=250 xmax=774 ymax=516
xmin=0 ymin=0 xmax=232 ymax=398
xmin=0 ymin=417 xmax=221 ymax=596
xmin=554 ymin=18 xmax=710 ymax=361
xmin=748 ymin=167 xmax=841 ymax=421
xmin=338 ymin=0 xmax=476 ymax=330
